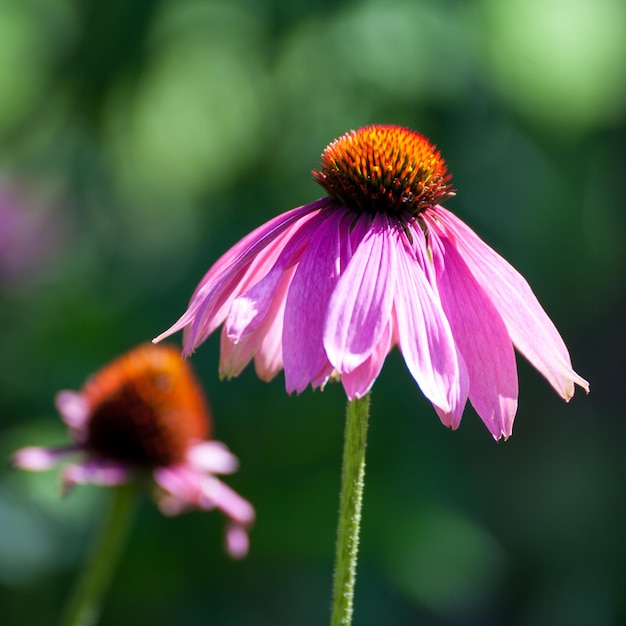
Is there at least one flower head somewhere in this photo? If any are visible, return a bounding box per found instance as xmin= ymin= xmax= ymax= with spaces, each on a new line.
xmin=155 ymin=124 xmax=588 ymax=440
xmin=12 ymin=343 xmax=255 ymax=558
xmin=312 ymin=125 xmax=454 ymax=215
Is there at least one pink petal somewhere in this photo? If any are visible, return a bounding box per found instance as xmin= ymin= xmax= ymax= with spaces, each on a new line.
xmin=191 ymin=203 xmax=326 ymax=301
xmin=349 ymin=212 xmax=375 ymax=249
xmin=220 ymin=223 xmax=315 ymax=379
xmin=282 ymin=208 xmax=350 ymax=393
xmin=412 ymin=229 xmax=470 ymax=432
xmin=225 ymin=218 xmax=321 ymax=342
xmin=219 ymin=325 xmax=256 ymax=381
xmin=341 ymin=321 xmax=393 ymax=399
xmin=184 ymin=215 xmax=316 ymax=355
xmin=324 ymin=213 xmax=395 ymax=373
xmin=186 ymin=441 xmax=239 ymax=474
xmin=225 ymin=523 xmax=250 ymax=559
xmin=54 ymin=391 xmax=90 ymax=433
xmin=431 ymin=207 xmax=589 ymax=399
xmin=154 ymin=465 xmax=254 ymax=535
xmin=222 ymin=263 xmax=298 ymax=382
xmin=392 ymin=223 xmax=467 ymax=419
xmin=200 ymin=476 xmax=255 ymax=526
xmin=62 ymin=460 xmax=130 ymax=492
xmin=11 ymin=445 xmax=79 ymax=471
xmin=432 ymin=232 xmax=518 ymax=440
xmin=154 ymin=467 xmax=195 ymax=514
xmin=310 ymin=361 xmax=336 ymax=391
xmin=153 ymin=200 xmax=329 ymax=349
xmin=253 ymin=289 xmax=288 ymax=381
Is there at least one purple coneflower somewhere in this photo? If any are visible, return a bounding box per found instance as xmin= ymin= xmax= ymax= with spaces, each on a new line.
xmin=13 ymin=343 xmax=254 ymax=558
xmin=0 ymin=178 xmax=67 ymax=287
xmin=155 ymin=124 xmax=588 ymax=440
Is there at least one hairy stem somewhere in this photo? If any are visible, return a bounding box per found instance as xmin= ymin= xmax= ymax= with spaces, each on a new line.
xmin=331 ymin=393 xmax=371 ymax=626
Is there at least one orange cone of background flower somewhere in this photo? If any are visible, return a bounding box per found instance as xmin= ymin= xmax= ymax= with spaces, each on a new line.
xmin=155 ymin=125 xmax=589 ymax=440
xmin=12 ymin=343 xmax=254 ymax=558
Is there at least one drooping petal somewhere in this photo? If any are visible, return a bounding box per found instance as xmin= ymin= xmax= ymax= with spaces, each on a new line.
xmin=432 ymin=231 xmax=518 ymax=440
xmin=283 ymin=208 xmax=351 ymax=393
xmin=431 ymin=207 xmax=589 ymax=399
xmin=199 ymin=476 xmax=256 ymax=526
xmin=324 ymin=213 xmax=394 ymax=373
xmin=349 ymin=212 xmax=374 ymax=251
xmin=186 ymin=441 xmax=239 ymax=474
xmin=184 ymin=213 xmax=321 ymax=355
xmin=220 ymin=213 xmax=330 ymax=379
xmin=219 ymin=325 xmax=255 ymax=381
xmin=392 ymin=223 xmax=467 ymax=420
xmin=253 ymin=284 xmax=289 ymax=381
xmin=54 ymin=391 xmax=90 ymax=434
xmin=310 ymin=361 xmax=336 ymax=391
xmin=153 ymin=200 xmax=330 ymax=350
xmin=154 ymin=465 xmax=198 ymax=514
xmin=225 ymin=216 xmax=323 ymax=342
xmin=225 ymin=523 xmax=250 ymax=559
xmin=219 ymin=263 xmax=296 ymax=380
xmin=409 ymin=218 xmax=471 ymax=429
xmin=154 ymin=465 xmax=254 ymax=529
xmin=11 ymin=445 xmax=80 ymax=471
xmin=62 ymin=459 xmax=130 ymax=493
xmin=341 ymin=320 xmax=393 ymax=399
xmin=190 ymin=200 xmax=329 ymax=303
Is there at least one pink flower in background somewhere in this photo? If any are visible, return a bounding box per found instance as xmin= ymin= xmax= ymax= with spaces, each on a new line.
xmin=0 ymin=178 xmax=67 ymax=287
xmin=12 ymin=343 xmax=255 ymax=558
xmin=155 ymin=125 xmax=588 ymax=439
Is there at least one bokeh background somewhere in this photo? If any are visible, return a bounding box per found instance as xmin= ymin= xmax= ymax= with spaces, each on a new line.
xmin=0 ymin=0 xmax=624 ymax=624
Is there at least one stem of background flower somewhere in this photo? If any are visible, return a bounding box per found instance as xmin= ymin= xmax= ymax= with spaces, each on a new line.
xmin=331 ymin=393 xmax=371 ymax=626
xmin=58 ymin=483 xmax=137 ymax=626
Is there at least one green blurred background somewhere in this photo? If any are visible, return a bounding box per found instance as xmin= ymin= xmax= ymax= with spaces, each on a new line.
xmin=0 ymin=0 xmax=624 ymax=624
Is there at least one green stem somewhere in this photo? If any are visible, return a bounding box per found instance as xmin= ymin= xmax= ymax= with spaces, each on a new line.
xmin=58 ymin=484 xmax=137 ymax=626
xmin=331 ymin=394 xmax=371 ymax=626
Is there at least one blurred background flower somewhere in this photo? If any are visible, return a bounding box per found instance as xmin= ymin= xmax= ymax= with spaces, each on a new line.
xmin=0 ymin=0 xmax=623 ymax=624
xmin=0 ymin=177 xmax=68 ymax=288
xmin=12 ymin=343 xmax=255 ymax=559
